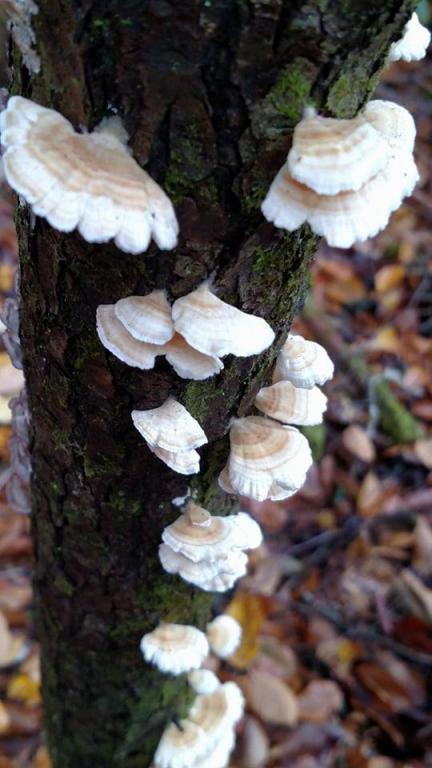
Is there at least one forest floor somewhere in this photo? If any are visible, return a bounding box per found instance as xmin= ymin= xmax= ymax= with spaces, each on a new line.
xmin=0 ymin=58 xmax=431 ymax=768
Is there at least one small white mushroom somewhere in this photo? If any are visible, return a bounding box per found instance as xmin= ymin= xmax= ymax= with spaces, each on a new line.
xmin=223 ymin=415 xmax=312 ymax=501
xmin=255 ymin=380 xmax=328 ymax=425
xmin=389 ymin=12 xmax=431 ymax=62
xmin=140 ymin=623 xmax=209 ymax=676
xmin=131 ymin=398 xmax=207 ymax=454
xmin=96 ymin=305 xmax=162 ymax=369
xmin=114 ymin=290 xmax=174 ymax=344
xmin=0 ymin=96 xmax=179 ymax=253
xmin=188 ymin=669 xmax=220 ymax=695
xmin=207 ymin=615 xmax=242 ymax=659
xmin=273 ymin=334 xmax=334 ymax=389
xmin=171 ymin=282 xmax=275 ymax=358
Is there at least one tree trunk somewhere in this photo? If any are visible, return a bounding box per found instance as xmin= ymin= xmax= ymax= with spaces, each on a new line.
xmin=10 ymin=1 xmax=416 ymax=766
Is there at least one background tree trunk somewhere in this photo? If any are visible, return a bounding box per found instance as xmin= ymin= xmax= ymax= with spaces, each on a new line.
xmin=10 ymin=0 xmax=417 ymax=766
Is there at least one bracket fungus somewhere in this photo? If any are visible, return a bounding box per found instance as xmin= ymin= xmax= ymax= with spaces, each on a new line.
xmin=159 ymin=503 xmax=262 ymax=592
xmin=389 ymin=12 xmax=431 ymax=62
xmin=97 ymin=290 xmax=223 ymax=380
xmin=0 ymin=96 xmax=179 ymax=253
xmin=140 ymin=623 xmax=209 ymax=676
xmin=171 ymin=282 xmax=275 ymax=358
xmin=207 ymin=615 xmax=242 ymax=659
xmin=261 ymin=100 xmax=419 ymax=248
xmin=273 ymin=334 xmax=334 ymax=389
xmin=154 ymin=682 xmax=244 ymax=768
xmin=256 ymin=380 xmax=327 ymax=426
xmin=114 ymin=291 xmax=174 ymax=344
xmin=132 ymin=398 xmax=207 ymax=475
xmin=219 ymin=415 xmax=312 ymax=502
xmin=188 ymin=669 xmax=220 ymax=695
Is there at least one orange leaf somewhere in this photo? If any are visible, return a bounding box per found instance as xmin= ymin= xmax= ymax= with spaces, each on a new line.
xmin=226 ymin=594 xmax=268 ymax=670
xmin=375 ymin=264 xmax=405 ymax=293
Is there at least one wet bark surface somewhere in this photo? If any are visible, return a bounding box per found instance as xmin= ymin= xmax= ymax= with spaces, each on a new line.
xmin=11 ymin=0 xmax=417 ymax=765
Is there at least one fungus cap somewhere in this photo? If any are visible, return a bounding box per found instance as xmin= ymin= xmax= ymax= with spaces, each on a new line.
xmin=140 ymin=623 xmax=209 ymax=676
xmin=255 ymin=380 xmax=328 ymax=426
xmin=96 ymin=305 xmax=161 ymax=370
xmin=287 ymin=107 xmax=391 ymax=195
xmin=189 ymin=682 xmax=244 ymax=743
xmin=172 ymin=282 xmax=275 ymax=358
xmin=131 ymin=398 xmax=207 ymax=453
xmin=218 ymin=463 xmax=297 ymax=501
xmin=162 ymin=334 xmax=223 ymax=381
xmin=273 ymin=334 xmax=334 ymax=389
xmin=162 ymin=504 xmax=259 ymax=562
xmin=261 ymin=151 xmax=419 ymax=249
xmin=0 ymin=96 xmax=179 ymax=253
xmin=365 ymin=100 xmax=416 ymax=154
xmin=159 ymin=544 xmax=248 ymax=590
xmin=207 ymin=615 xmax=242 ymax=659
xmin=154 ymin=719 xmax=207 ymax=768
xmin=151 ymin=446 xmax=201 ymax=476
xmin=227 ymin=415 xmax=313 ymax=501
xmin=114 ymin=291 xmax=174 ymax=344
xmin=188 ymin=669 xmax=220 ymax=695
xmin=389 ymin=12 xmax=431 ymax=62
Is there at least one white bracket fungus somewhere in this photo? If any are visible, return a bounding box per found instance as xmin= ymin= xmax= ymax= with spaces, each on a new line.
xmin=131 ymin=398 xmax=207 ymax=475
xmin=255 ymin=380 xmax=327 ymax=426
xmin=188 ymin=669 xmax=220 ymax=695
xmin=389 ymin=13 xmax=431 ymax=62
xmin=272 ymin=334 xmax=334 ymax=389
xmin=140 ymin=623 xmax=209 ymax=676
xmin=159 ymin=503 xmax=262 ymax=592
xmin=206 ymin=615 xmax=242 ymax=659
xmin=171 ymin=282 xmax=275 ymax=358
xmin=261 ymin=100 xmax=419 ymax=248
xmin=154 ymin=682 xmax=244 ymax=768
xmin=219 ymin=415 xmax=312 ymax=502
xmin=0 ymin=96 xmax=179 ymax=253
xmin=96 ymin=290 xmax=223 ymax=380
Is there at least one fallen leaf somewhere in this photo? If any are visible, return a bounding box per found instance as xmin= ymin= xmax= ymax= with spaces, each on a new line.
xmin=226 ymin=594 xmax=269 ymax=670
xmin=7 ymin=672 xmax=41 ymax=704
xmin=375 ymin=264 xmax=405 ymax=293
xmin=342 ymin=425 xmax=376 ymax=463
xmin=247 ymin=669 xmax=298 ymax=726
xmin=0 ymin=701 xmax=10 ymax=734
xmin=413 ymin=517 xmax=432 ymax=575
xmin=240 ymin=716 xmax=269 ymax=768
xmin=414 ymin=437 xmax=432 ymax=469
xmin=298 ymin=679 xmax=344 ymax=722
xmin=33 ymin=746 xmax=53 ymax=768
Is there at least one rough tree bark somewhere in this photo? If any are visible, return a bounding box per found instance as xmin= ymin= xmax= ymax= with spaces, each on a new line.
xmin=9 ymin=1 xmax=416 ymax=766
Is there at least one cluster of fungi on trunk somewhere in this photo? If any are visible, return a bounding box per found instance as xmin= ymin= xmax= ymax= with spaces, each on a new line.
xmin=0 ymin=1 xmax=427 ymax=766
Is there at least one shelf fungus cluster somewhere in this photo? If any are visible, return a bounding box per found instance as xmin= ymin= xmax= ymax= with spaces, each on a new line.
xmin=220 ymin=334 xmax=334 ymax=501
xmin=132 ymin=398 xmax=207 ymax=475
xmin=389 ymin=12 xmax=431 ymax=62
xmin=97 ymin=283 xmax=274 ymax=381
xmin=261 ymin=100 xmax=419 ymax=248
xmin=159 ymin=502 xmax=262 ymax=591
xmin=0 ymin=96 xmax=178 ymax=253
xmin=154 ymin=681 xmax=244 ymax=768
